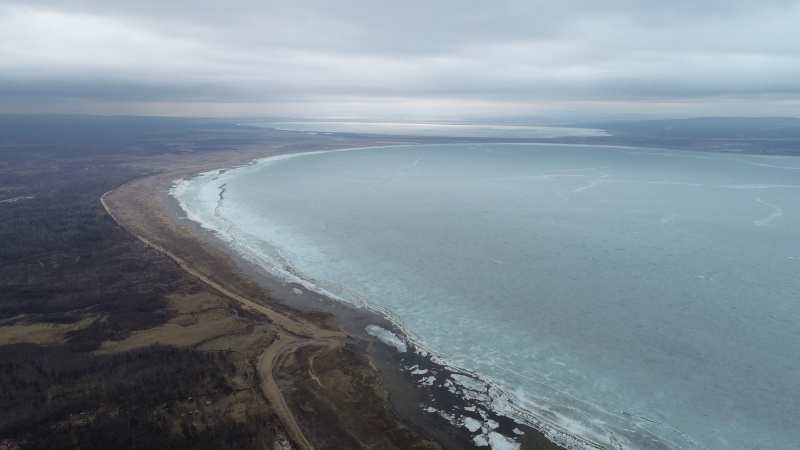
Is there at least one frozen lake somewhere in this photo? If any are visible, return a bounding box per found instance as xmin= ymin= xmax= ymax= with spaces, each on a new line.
xmin=173 ymin=143 xmax=800 ymax=449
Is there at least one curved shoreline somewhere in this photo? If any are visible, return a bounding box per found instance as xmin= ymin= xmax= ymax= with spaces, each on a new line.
xmin=171 ymin=145 xmax=625 ymax=450
xmin=101 ymin=141 xmax=572 ymax=449
xmin=102 ymin=170 xmax=343 ymax=450
xmin=169 ymin=143 xmax=751 ymax=450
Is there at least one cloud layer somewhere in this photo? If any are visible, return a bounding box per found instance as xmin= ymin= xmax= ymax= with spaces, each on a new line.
xmin=2 ymin=0 xmax=800 ymax=117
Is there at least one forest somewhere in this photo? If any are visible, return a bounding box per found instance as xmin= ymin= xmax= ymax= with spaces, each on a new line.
xmin=0 ymin=116 xmax=284 ymax=448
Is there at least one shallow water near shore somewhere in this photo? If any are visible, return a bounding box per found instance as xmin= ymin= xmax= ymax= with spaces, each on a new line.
xmin=172 ymin=143 xmax=800 ymax=449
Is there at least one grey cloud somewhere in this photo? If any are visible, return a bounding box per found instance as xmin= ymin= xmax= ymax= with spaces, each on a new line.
xmin=2 ymin=0 xmax=800 ymax=116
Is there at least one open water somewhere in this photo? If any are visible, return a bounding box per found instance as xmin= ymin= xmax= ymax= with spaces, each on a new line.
xmin=172 ymin=143 xmax=800 ymax=449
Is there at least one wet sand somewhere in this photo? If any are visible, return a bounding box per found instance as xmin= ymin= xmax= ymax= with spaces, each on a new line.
xmin=103 ymin=133 xmax=568 ymax=449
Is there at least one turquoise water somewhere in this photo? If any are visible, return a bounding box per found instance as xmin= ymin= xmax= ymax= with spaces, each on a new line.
xmin=172 ymin=144 xmax=800 ymax=449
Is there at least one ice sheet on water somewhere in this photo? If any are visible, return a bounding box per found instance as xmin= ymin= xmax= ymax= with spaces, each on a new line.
xmin=421 ymin=376 xmax=436 ymax=386
xmin=173 ymin=143 xmax=800 ymax=450
xmin=452 ymin=374 xmax=487 ymax=393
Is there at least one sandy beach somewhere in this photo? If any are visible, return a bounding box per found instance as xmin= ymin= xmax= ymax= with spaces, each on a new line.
xmin=101 ymin=134 xmax=568 ymax=449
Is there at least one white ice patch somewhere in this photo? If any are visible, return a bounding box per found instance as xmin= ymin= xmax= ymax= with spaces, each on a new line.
xmin=437 ymin=409 xmax=457 ymax=423
xmin=462 ymin=417 xmax=482 ymax=432
xmin=365 ymin=325 xmax=407 ymax=353
xmin=462 ymin=415 xmax=520 ymax=450
xmin=411 ymin=368 xmax=429 ymax=375
xmin=170 ymin=178 xmax=235 ymax=240
xmin=452 ymin=374 xmax=488 ymax=393
xmin=292 ymin=287 xmax=303 ymax=295
xmin=487 ymin=432 xmax=521 ymax=450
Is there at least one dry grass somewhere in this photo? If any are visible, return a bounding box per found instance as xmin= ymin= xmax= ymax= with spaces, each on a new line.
xmin=0 ymin=316 xmax=96 ymax=346
xmin=97 ymin=292 xmax=262 ymax=353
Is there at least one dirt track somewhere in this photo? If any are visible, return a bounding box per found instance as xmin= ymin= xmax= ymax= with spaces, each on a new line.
xmin=102 ymin=170 xmax=350 ymax=450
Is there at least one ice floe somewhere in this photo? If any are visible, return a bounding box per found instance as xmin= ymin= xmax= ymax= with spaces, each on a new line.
xmin=365 ymin=325 xmax=407 ymax=353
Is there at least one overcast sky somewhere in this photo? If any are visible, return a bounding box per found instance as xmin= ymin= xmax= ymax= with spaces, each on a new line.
xmin=2 ymin=0 xmax=799 ymax=119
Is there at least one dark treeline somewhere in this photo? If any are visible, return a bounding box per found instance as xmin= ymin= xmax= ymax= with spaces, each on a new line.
xmin=0 ymin=115 xmax=250 ymax=157
xmin=0 ymin=117 xmax=250 ymax=335
xmin=0 ymin=116 xmax=291 ymax=448
xmin=0 ymin=343 xmax=272 ymax=449
xmin=0 ymin=153 xmax=188 ymax=350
